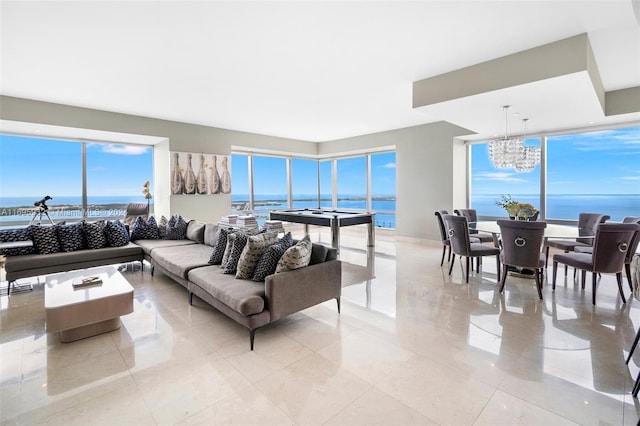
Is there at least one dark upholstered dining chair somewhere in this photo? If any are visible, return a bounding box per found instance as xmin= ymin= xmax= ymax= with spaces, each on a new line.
xmin=453 ymin=209 xmax=494 ymax=243
xmin=442 ymin=214 xmax=501 ymax=284
xmin=435 ymin=210 xmax=452 ymax=266
xmin=574 ymin=217 xmax=640 ymax=291
xmin=544 ymin=212 xmax=610 ymax=269
xmin=497 ymin=220 xmax=547 ymax=299
xmin=552 ymin=222 xmax=640 ymax=305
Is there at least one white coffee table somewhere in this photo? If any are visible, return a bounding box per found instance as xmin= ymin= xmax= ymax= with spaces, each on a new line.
xmin=45 ymin=266 xmax=134 ymax=342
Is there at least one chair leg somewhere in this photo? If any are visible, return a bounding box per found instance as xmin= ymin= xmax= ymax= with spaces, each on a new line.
xmin=496 ymin=256 xmax=500 ymax=283
xmin=627 ymin=326 xmax=640 ymax=364
xmin=616 ymin=272 xmax=627 ymax=304
xmin=465 ymin=256 xmax=470 ymax=283
xmin=552 ymin=261 xmax=558 ymax=290
xmin=499 ymin=263 xmax=508 ymax=293
xmin=545 ymin=245 xmax=550 ymax=267
xmin=447 ymin=246 xmax=452 ymax=262
xmin=634 ymin=371 xmax=640 ymax=397
xmin=536 ymin=268 xmax=542 ymax=300
xmin=592 ymin=272 xmax=597 ymax=305
xmin=581 ymin=270 xmax=586 ymax=290
xmin=625 ymin=263 xmax=633 ymax=291
xmin=440 ymin=245 xmax=447 ymax=266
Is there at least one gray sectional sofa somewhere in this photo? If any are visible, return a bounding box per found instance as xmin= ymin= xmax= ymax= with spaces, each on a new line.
xmin=2 ymin=220 xmax=342 ymax=349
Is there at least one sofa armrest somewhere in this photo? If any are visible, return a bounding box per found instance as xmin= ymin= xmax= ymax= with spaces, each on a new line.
xmin=265 ymin=260 xmax=341 ymax=322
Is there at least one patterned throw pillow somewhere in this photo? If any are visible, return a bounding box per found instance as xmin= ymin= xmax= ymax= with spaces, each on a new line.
xmin=30 ymin=225 xmax=61 ymax=254
xmin=130 ymin=216 xmax=161 ymax=241
xmin=276 ymin=235 xmax=312 ymax=273
xmin=104 ymin=220 xmax=130 ymax=247
xmin=209 ymin=227 xmax=232 ymax=265
xmin=223 ymin=232 xmax=249 ymax=274
xmin=0 ymin=228 xmax=36 ymax=256
xmin=158 ymin=215 xmax=168 ymax=238
xmin=83 ymin=220 xmax=107 ymax=250
xmin=235 ymin=232 xmax=280 ymax=279
xmin=56 ymin=223 xmax=85 ymax=252
xmin=165 ymin=215 xmax=188 ymax=240
xmin=252 ymin=233 xmax=295 ymax=281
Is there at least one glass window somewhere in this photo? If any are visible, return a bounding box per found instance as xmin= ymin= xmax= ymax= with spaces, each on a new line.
xmin=337 ymin=156 xmax=366 ymax=209
xmin=319 ymin=160 xmax=333 ymax=208
xmin=470 ymin=138 xmax=541 ymax=218
xmin=86 ymin=142 xmax=153 ymax=220
xmin=0 ymin=135 xmax=82 ymax=225
xmin=371 ymin=152 xmax=396 ymax=228
xmin=252 ymin=156 xmax=287 ymax=222
xmin=231 ymin=154 xmax=249 ymax=213
xmin=547 ymin=127 xmax=640 ymax=221
xmin=291 ymin=158 xmax=318 ymax=209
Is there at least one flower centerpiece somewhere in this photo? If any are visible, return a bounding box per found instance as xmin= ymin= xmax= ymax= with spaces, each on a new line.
xmin=495 ymin=195 xmax=538 ymax=220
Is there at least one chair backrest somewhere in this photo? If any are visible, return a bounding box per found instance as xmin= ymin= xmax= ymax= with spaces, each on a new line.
xmin=434 ymin=210 xmax=449 ymax=243
xmin=454 ymin=209 xmax=478 ymax=222
xmin=442 ymin=214 xmax=471 ymax=256
xmin=577 ymin=212 xmax=610 ymax=245
xmin=497 ymin=220 xmax=547 ymax=269
xmin=591 ymin=223 xmax=640 ymax=274
xmin=123 ymin=202 xmax=150 ymax=226
xmin=622 ymin=217 xmax=640 ymax=263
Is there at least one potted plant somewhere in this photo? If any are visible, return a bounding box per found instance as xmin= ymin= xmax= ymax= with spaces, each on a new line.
xmin=495 ymin=194 xmax=520 ymax=218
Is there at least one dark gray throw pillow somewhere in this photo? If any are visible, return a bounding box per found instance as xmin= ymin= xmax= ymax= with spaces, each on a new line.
xmin=83 ymin=220 xmax=107 ymax=250
xmin=130 ymin=216 xmax=161 ymax=241
xmin=0 ymin=228 xmax=36 ymax=256
xmin=56 ymin=222 xmax=85 ymax=252
xmin=165 ymin=215 xmax=188 ymax=240
xmin=223 ymin=232 xmax=249 ymax=274
xmin=30 ymin=224 xmax=61 ymax=254
xmin=251 ymin=233 xmax=294 ymax=282
xmin=209 ymin=227 xmax=232 ymax=265
xmin=104 ymin=220 xmax=130 ymax=247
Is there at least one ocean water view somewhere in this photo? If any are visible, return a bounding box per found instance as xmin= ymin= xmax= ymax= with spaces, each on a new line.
xmin=472 ymin=194 xmax=640 ymax=222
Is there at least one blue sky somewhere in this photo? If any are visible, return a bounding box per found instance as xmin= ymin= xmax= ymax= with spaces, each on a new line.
xmin=0 ymin=135 xmax=153 ymax=197
xmin=472 ymin=126 xmax=640 ymax=195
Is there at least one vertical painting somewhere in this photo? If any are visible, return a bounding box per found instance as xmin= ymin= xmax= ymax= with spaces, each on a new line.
xmin=170 ymin=152 xmax=231 ymax=195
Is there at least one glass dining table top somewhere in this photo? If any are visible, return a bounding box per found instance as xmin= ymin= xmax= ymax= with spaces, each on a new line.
xmin=469 ymin=220 xmax=595 ymax=239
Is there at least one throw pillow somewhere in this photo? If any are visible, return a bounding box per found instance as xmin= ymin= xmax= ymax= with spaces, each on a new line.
xmin=0 ymin=228 xmax=36 ymax=256
xmin=165 ymin=215 xmax=188 ymax=240
xmin=130 ymin=216 xmax=161 ymax=241
xmin=83 ymin=220 xmax=107 ymax=250
xmin=104 ymin=220 xmax=130 ymax=247
xmin=158 ymin=215 xmax=168 ymax=238
xmin=220 ymin=228 xmax=262 ymax=267
xmin=186 ymin=220 xmax=206 ymax=244
xmin=235 ymin=232 xmax=280 ymax=279
xmin=209 ymin=227 xmax=231 ymax=265
xmin=252 ymin=233 xmax=295 ymax=281
xmin=276 ymin=235 xmax=312 ymax=273
xmin=204 ymin=223 xmax=219 ymax=246
xmin=30 ymin=225 xmax=61 ymax=254
xmin=56 ymin=223 xmax=85 ymax=252
xmin=223 ymin=232 xmax=249 ymax=274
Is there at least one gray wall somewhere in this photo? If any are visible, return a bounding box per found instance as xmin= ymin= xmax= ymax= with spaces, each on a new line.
xmin=0 ymin=96 xmax=469 ymax=240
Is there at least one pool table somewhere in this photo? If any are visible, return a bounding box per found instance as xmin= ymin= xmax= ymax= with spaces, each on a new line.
xmin=268 ymin=208 xmax=375 ymax=253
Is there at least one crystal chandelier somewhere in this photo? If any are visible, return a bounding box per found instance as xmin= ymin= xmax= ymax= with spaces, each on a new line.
xmin=488 ymin=106 xmax=540 ymax=172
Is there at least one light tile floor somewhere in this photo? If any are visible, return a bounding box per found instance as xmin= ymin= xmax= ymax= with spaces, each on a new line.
xmin=1 ymin=227 xmax=640 ymax=425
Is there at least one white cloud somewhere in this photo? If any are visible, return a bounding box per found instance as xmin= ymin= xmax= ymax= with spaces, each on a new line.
xmin=620 ymin=176 xmax=640 ymax=181
xmin=383 ymin=162 xmax=396 ymax=169
xmin=101 ymin=145 xmax=149 ymax=155
xmin=474 ymin=171 xmax=526 ymax=183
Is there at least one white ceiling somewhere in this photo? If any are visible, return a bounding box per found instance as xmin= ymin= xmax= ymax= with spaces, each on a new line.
xmin=1 ymin=0 xmax=639 ymax=143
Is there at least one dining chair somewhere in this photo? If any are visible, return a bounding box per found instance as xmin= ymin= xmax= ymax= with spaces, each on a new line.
xmin=574 ymin=216 xmax=640 ymax=291
xmin=453 ymin=209 xmax=494 ymax=243
xmin=435 ymin=210 xmax=452 ymax=266
xmin=552 ymin=222 xmax=639 ymax=305
xmin=544 ymin=212 xmax=610 ymax=269
xmin=497 ymin=220 xmax=547 ymax=299
xmin=442 ymin=214 xmax=500 ymax=284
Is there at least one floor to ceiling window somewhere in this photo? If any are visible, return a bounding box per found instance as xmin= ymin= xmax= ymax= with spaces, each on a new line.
xmin=319 ymin=160 xmax=333 ymax=208
xmin=371 ymin=152 xmax=396 ymax=228
xmin=230 ymin=153 xmax=249 ymax=214
xmin=0 ymin=134 xmax=153 ymax=227
xmin=252 ymin=156 xmax=287 ymax=221
xmin=291 ymin=158 xmax=318 ymax=209
xmin=470 ymin=125 xmax=640 ymax=221
xmin=337 ymin=156 xmax=367 ymax=209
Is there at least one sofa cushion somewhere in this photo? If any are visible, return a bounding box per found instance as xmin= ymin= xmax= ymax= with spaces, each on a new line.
xmin=104 ymin=220 xmax=130 ymax=247
xmin=158 ymin=215 xmax=168 ymax=238
xmin=30 ymin=225 xmax=61 ymax=254
xmin=203 ymin=223 xmax=219 ymax=246
xmin=56 ymin=223 xmax=85 ymax=252
xmin=151 ymin=244 xmax=213 ymax=279
xmin=133 ymin=238 xmax=196 ymax=256
xmin=276 ymin=235 xmax=312 ymax=273
xmin=0 ymin=228 xmax=36 ymax=256
xmin=188 ymin=266 xmax=265 ymax=316
xmin=165 ymin=215 xmax=188 ymax=240
xmin=235 ymin=232 xmax=280 ymax=279
xmin=186 ymin=220 xmax=206 ymax=244
xmin=251 ymin=235 xmax=294 ymax=282
xmin=209 ymin=227 xmax=232 ymax=265
xmin=130 ymin=216 xmax=161 ymax=241
xmin=309 ymin=244 xmax=330 ymax=265
xmin=83 ymin=220 xmax=107 ymax=249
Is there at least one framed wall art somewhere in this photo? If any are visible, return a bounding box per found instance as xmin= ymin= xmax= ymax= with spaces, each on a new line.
xmin=170 ymin=152 xmax=231 ymax=195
